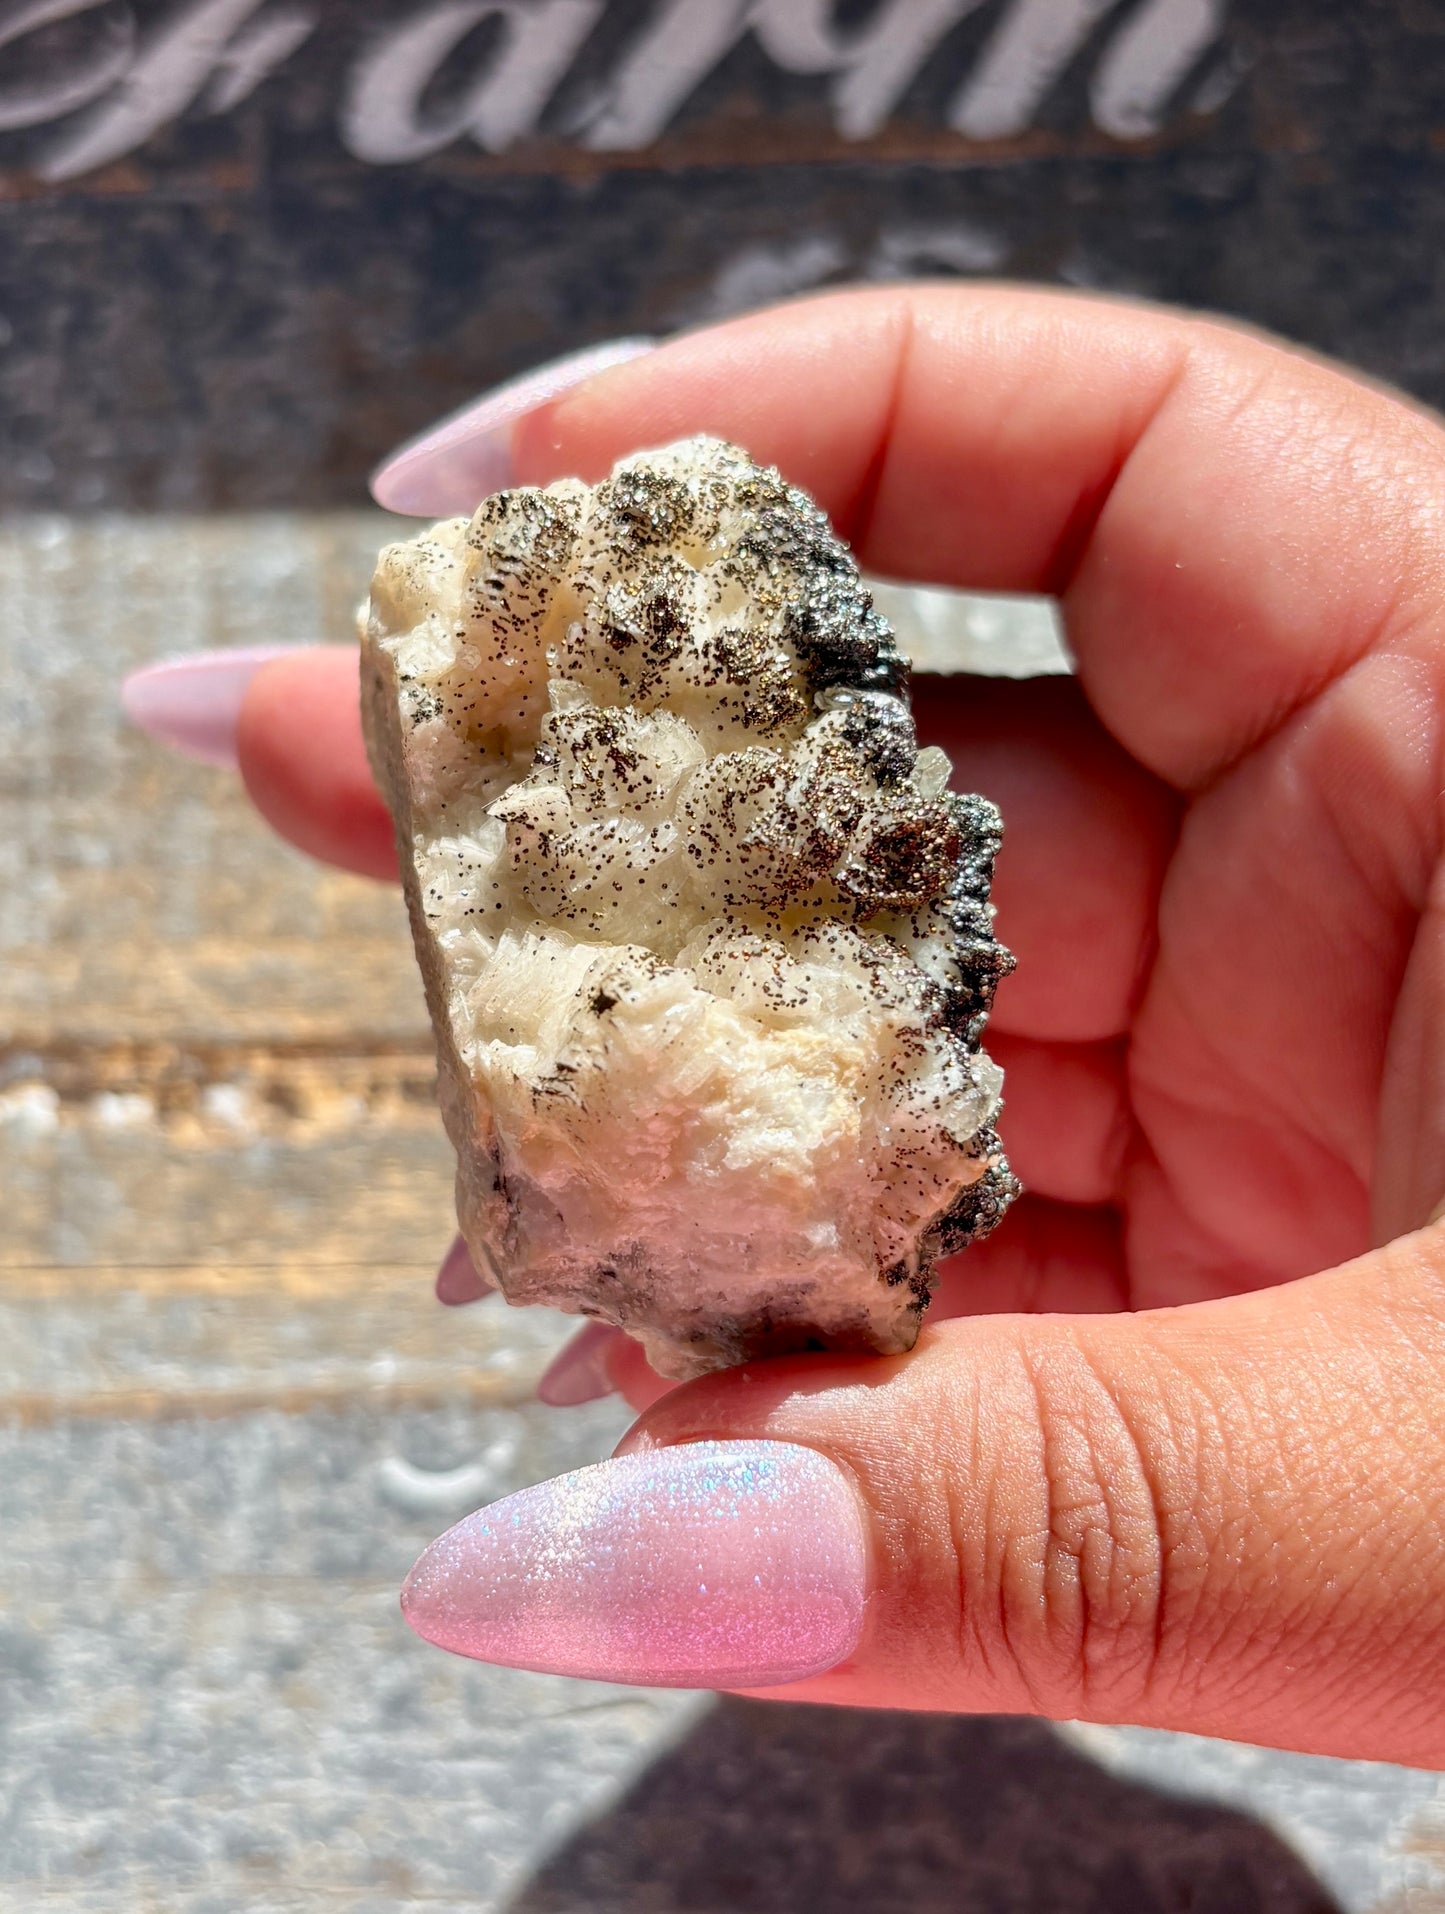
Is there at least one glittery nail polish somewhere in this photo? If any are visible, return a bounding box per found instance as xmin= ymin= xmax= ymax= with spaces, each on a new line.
xmin=120 ymin=646 xmax=299 ymax=766
xmin=535 ymin=1321 xmax=624 ymax=1405
xmin=401 ymin=1440 xmax=867 ymax=1689
xmin=371 ymin=337 xmax=655 ymax=517
xmin=434 ymin=1233 xmax=493 ymax=1306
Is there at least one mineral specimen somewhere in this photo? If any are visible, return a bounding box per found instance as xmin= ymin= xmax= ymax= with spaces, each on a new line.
xmin=360 ymin=436 xmax=1016 ymax=1379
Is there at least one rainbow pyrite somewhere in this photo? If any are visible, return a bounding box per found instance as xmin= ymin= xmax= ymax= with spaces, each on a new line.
xmin=361 ymin=436 xmax=1016 ymax=1379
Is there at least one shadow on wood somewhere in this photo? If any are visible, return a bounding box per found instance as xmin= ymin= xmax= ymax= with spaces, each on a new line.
xmin=505 ymin=1702 xmax=1340 ymax=1914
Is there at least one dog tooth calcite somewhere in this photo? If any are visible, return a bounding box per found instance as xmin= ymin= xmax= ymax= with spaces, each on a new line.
xmin=361 ymin=436 xmax=1016 ymax=1379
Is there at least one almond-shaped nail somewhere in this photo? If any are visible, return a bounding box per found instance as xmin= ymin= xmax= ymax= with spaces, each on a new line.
xmin=371 ymin=337 xmax=655 ymax=517
xmin=435 ymin=1232 xmax=494 ymax=1306
xmin=401 ymin=1440 xmax=867 ymax=1689
xmin=536 ymin=1321 xmax=624 ymax=1405
xmin=120 ymin=646 xmax=298 ymax=766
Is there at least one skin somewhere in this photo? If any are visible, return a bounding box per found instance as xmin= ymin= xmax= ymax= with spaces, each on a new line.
xmin=239 ymin=287 xmax=1445 ymax=1766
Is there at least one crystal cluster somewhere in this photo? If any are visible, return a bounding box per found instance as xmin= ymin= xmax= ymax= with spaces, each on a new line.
xmin=361 ymin=437 xmax=1015 ymax=1378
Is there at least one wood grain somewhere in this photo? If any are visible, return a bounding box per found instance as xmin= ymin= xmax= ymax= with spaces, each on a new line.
xmin=0 ymin=512 xmax=450 ymax=1323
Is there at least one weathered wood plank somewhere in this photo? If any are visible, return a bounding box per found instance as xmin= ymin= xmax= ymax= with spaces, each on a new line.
xmin=0 ymin=1288 xmax=571 ymax=1426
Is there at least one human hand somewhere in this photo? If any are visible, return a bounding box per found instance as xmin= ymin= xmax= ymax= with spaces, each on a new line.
xmin=192 ymin=288 xmax=1445 ymax=1762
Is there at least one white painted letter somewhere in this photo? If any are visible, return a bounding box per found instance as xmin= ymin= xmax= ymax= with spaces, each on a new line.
xmin=754 ymin=0 xmax=985 ymax=141
xmin=40 ymin=0 xmax=312 ymax=178
xmin=950 ymin=0 xmax=1119 ymax=140
xmin=342 ymin=0 xmax=602 ymax=163
xmin=0 ymin=0 xmax=133 ymax=132
xmin=1090 ymin=0 xmax=1228 ymax=138
xmin=582 ymin=0 xmax=750 ymax=151
xmin=202 ymin=4 xmax=313 ymax=115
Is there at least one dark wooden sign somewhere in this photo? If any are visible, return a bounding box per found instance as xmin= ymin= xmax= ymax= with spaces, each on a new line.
xmin=1 ymin=0 xmax=1442 ymax=508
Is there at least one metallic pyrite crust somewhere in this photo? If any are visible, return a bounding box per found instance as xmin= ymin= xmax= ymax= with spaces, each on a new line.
xmin=361 ymin=437 xmax=1016 ymax=1378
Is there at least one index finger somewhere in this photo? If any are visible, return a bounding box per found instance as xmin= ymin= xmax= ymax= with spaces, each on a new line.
xmin=512 ymin=285 xmax=1445 ymax=789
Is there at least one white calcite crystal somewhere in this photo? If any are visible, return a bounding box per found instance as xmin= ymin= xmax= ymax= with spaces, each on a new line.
xmin=361 ymin=437 xmax=1016 ymax=1379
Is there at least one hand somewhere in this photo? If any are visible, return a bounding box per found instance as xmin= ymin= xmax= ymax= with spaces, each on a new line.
xmin=235 ymin=288 xmax=1445 ymax=1764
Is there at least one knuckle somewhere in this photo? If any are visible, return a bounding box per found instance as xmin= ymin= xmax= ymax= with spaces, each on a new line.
xmin=955 ymin=1336 xmax=1181 ymax=1718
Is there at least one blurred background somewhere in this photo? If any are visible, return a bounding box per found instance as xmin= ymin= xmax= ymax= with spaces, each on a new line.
xmin=3 ymin=2 xmax=1445 ymax=1908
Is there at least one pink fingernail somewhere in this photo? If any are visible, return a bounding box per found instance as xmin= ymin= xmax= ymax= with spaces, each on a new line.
xmin=401 ymin=1440 xmax=867 ymax=1689
xmin=536 ymin=1321 xmax=624 ymax=1405
xmin=120 ymin=646 xmax=299 ymax=766
xmin=435 ymin=1233 xmax=494 ymax=1306
xmin=371 ymin=337 xmax=656 ymax=517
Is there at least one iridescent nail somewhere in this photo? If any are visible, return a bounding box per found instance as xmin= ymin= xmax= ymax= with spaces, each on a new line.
xmin=120 ymin=646 xmax=298 ymax=766
xmin=535 ymin=1321 xmax=624 ymax=1405
xmin=401 ymin=1440 xmax=867 ymax=1688
xmin=435 ymin=1232 xmax=493 ymax=1306
xmin=371 ymin=337 xmax=655 ymax=517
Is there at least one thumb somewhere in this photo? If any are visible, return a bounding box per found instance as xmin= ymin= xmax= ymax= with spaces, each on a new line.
xmin=620 ymin=1231 xmax=1445 ymax=1764
xmin=398 ymin=1229 xmax=1445 ymax=1766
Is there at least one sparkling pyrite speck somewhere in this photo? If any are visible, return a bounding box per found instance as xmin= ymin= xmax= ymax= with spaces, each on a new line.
xmin=360 ymin=436 xmax=1017 ymax=1379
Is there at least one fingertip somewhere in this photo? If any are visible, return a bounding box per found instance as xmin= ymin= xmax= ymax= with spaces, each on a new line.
xmin=610 ymin=1334 xmax=682 ymax=1414
xmin=236 ymin=648 xmax=398 ymax=881
xmin=121 ymin=644 xmax=299 ymax=767
xmin=536 ymin=1321 xmax=627 ymax=1406
xmin=375 ymin=337 xmax=657 ymax=514
xmin=511 ymin=290 xmax=907 ymax=531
